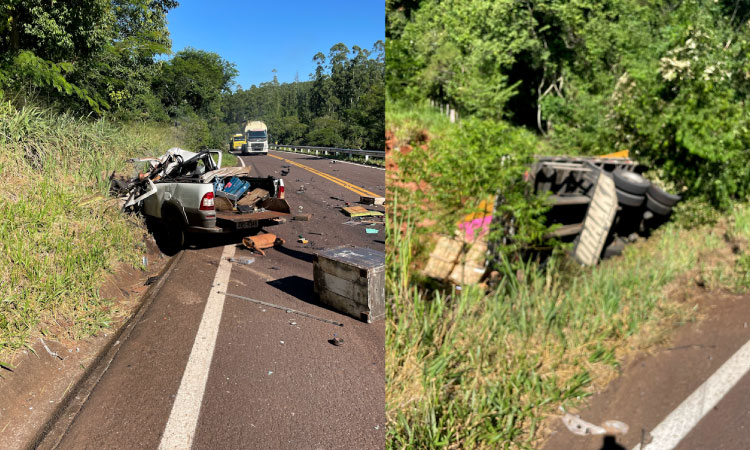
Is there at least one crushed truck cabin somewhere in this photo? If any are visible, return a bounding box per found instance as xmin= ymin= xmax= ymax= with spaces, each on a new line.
xmin=109 ymin=147 xmax=289 ymax=250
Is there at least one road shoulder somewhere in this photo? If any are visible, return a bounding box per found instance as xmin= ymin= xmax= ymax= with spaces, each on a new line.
xmin=542 ymin=290 xmax=750 ymax=449
xmin=0 ymin=239 xmax=177 ymax=450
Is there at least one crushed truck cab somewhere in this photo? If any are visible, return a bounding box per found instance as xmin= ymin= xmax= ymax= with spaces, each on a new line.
xmin=113 ymin=147 xmax=288 ymax=250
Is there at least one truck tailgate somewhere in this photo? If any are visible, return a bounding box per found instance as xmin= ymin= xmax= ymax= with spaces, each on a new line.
xmin=214 ymin=198 xmax=291 ymax=230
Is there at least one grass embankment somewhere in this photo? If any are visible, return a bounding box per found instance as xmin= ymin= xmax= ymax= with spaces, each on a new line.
xmin=386 ymin=104 xmax=750 ymax=448
xmin=0 ymin=101 xmax=187 ymax=365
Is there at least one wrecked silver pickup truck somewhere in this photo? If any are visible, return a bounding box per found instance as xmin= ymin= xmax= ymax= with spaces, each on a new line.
xmin=111 ymin=147 xmax=289 ymax=250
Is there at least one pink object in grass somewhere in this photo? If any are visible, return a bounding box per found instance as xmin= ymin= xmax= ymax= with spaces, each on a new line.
xmin=458 ymin=216 xmax=492 ymax=241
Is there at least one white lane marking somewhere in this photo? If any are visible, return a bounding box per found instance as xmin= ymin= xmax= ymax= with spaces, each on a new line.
xmin=634 ymin=338 xmax=750 ymax=449
xmin=269 ymin=149 xmax=385 ymax=170
xmin=238 ymin=155 xmax=246 ymax=167
xmin=159 ymin=244 xmax=235 ymax=449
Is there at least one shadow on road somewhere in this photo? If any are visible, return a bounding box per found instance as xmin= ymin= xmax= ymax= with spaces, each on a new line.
xmin=599 ymin=436 xmax=625 ymax=450
xmin=275 ymin=244 xmax=315 ymax=263
xmin=266 ymin=276 xmax=315 ymax=303
xmin=265 ymin=275 xmax=351 ymax=317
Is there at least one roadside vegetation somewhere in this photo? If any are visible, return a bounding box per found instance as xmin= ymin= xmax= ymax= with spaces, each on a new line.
xmin=386 ymin=1 xmax=750 ymax=447
xmin=0 ymin=100 xmax=185 ymax=363
xmin=1 ymin=3 xmax=384 ymax=151
xmin=0 ymin=1 xmax=383 ymax=366
xmin=386 ymin=104 xmax=750 ymax=448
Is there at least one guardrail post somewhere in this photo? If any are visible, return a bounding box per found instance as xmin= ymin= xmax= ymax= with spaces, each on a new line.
xmin=315 ymin=149 xmax=319 ymax=155
xmin=365 ymin=155 xmax=369 ymax=162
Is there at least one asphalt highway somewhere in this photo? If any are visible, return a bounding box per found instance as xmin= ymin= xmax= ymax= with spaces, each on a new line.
xmin=48 ymin=150 xmax=385 ymax=449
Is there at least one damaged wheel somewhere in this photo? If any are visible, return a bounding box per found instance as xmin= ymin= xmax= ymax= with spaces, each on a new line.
xmin=647 ymin=184 xmax=681 ymax=207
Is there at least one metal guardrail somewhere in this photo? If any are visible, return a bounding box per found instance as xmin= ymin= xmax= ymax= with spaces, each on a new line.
xmin=269 ymin=144 xmax=384 ymax=161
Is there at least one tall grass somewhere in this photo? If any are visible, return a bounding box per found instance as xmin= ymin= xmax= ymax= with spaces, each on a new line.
xmin=386 ymin=193 xmax=750 ymax=448
xmin=0 ymin=100 xmax=185 ymax=362
xmin=386 ymin=102 xmax=750 ymax=448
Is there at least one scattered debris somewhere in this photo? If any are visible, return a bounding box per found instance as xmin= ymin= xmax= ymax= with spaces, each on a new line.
xmin=329 ymin=334 xmax=344 ymax=346
xmin=423 ymin=235 xmax=487 ymax=285
xmin=144 ymin=276 xmax=160 ymax=286
xmin=292 ymin=214 xmax=312 ymax=221
xmin=220 ymin=291 xmax=344 ymax=327
xmin=560 ymin=412 xmax=629 ymax=437
xmin=238 ymin=188 xmax=269 ymax=207
xmin=359 ymin=196 xmax=386 ymax=206
xmin=342 ymin=206 xmax=384 ymax=218
xmin=226 ymin=257 xmax=255 ymax=265
xmin=242 ymin=234 xmax=285 ymax=256
xmin=40 ymin=338 xmax=63 ymax=360
xmin=308 ymin=232 xmax=323 ymax=235
xmin=280 ymin=341 xmax=285 ymax=345
xmin=142 ymin=256 xmax=148 ymax=267
xmin=365 ymin=228 xmax=378 ymax=234
xmin=330 ymin=196 xmax=345 ymax=202
xmin=298 ymin=237 xmax=309 ymax=244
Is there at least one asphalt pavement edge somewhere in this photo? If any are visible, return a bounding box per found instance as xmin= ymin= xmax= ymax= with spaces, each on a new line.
xmin=27 ymin=250 xmax=186 ymax=450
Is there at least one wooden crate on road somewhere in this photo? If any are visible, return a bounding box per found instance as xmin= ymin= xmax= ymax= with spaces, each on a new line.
xmin=313 ymin=246 xmax=385 ymax=323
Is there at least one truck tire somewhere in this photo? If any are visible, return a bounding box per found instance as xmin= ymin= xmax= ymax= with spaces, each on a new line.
xmin=612 ymin=170 xmax=650 ymax=195
xmin=647 ymin=184 xmax=681 ymax=207
xmin=615 ymin=188 xmax=645 ymax=207
xmin=645 ymin=193 xmax=672 ymax=216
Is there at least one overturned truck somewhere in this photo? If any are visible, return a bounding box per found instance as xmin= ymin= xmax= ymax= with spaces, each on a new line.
xmin=424 ymin=153 xmax=682 ymax=284
xmin=110 ymin=147 xmax=289 ymax=250
xmin=532 ymin=155 xmax=681 ymax=265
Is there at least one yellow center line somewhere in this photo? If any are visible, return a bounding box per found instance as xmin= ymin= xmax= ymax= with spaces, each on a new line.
xmin=269 ymin=153 xmax=380 ymax=198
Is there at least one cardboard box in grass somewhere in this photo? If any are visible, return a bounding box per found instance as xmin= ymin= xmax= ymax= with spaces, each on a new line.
xmin=422 ymin=199 xmax=493 ymax=285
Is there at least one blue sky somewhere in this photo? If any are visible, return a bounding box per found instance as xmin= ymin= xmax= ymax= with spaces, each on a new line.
xmin=165 ymin=1 xmax=385 ymax=90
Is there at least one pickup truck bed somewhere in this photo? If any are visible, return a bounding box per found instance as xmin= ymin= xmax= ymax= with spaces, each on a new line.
xmin=214 ymin=198 xmax=291 ymax=231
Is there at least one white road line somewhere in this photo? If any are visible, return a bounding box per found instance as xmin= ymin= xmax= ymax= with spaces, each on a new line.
xmin=159 ymin=244 xmax=235 ymax=449
xmin=634 ymin=338 xmax=750 ymax=449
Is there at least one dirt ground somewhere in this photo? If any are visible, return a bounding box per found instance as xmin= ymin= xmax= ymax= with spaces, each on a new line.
xmin=0 ymin=235 xmax=170 ymax=449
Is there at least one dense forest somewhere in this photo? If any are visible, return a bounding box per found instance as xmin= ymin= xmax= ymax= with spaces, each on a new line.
xmin=387 ymin=0 xmax=750 ymax=208
xmin=0 ymin=0 xmax=384 ymax=151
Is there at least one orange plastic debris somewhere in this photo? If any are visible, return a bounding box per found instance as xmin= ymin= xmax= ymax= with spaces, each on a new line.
xmin=242 ymin=234 xmax=285 ymax=256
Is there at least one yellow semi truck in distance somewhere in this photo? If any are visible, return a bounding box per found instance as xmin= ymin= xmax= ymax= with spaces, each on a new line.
xmin=229 ymin=133 xmax=246 ymax=152
xmin=241 ymin=121 xmax=269 ymax=155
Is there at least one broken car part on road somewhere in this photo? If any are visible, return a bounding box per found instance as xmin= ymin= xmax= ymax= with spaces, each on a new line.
xmin=241 ymin=234 xmax=285 ymax=256
xmin=221 ymin=292 xmax=344 ymax=327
